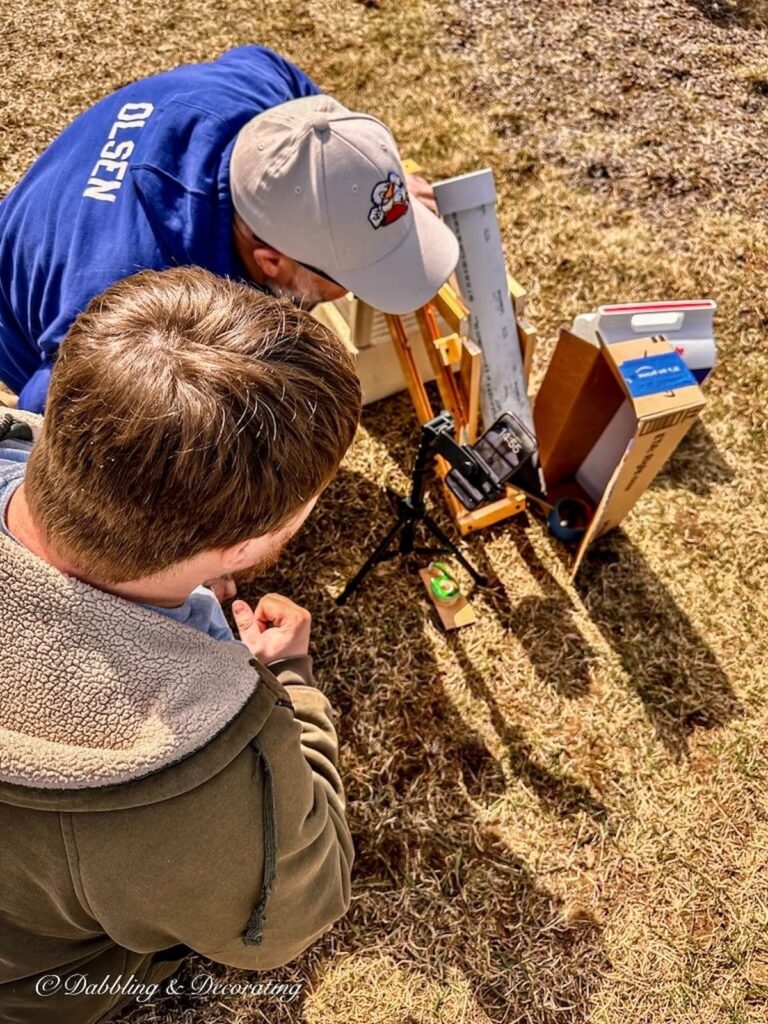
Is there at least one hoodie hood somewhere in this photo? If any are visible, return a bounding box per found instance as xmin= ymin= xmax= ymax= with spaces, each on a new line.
xmin=0 ymin=527 xmax=264 ymax=797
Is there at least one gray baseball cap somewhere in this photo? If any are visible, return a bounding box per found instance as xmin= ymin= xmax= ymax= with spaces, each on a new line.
xmin=229 ymin=95 xmax=459 ymax=314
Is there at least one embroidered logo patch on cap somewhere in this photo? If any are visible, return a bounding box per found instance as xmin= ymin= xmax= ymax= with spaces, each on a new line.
xmin=368 ymin=171 xmax=409 ymax=229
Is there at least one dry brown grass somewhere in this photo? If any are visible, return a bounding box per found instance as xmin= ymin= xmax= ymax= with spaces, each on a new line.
xmin=3 ymin=0 xmax=768 ymax=1022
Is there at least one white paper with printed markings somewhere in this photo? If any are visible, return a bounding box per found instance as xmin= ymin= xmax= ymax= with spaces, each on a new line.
xmin=433 ymin=169 xmax=534 ymax=434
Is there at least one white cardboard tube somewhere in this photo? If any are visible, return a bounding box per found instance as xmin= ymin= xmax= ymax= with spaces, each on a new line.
xmin=433 ymin=169 xmax=534 ymax=433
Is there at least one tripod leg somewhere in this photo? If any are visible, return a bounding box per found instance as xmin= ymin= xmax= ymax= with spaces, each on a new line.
xmin=420 ymin=512 xmax=488 ymax=586
xmin=336 ymin=518 xmax=405 ymax=605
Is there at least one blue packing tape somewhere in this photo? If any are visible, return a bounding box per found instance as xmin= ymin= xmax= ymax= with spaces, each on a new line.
xmin=619 ymin=351 xmax=697 ymax=398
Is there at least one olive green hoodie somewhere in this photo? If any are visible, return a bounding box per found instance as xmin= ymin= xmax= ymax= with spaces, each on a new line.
xmin=0 ymin=412 xmax=354 ymax=1024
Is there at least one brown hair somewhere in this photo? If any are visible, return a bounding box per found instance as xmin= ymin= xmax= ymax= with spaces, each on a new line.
xmin=25 ymin=267 xmax=361 ymax=582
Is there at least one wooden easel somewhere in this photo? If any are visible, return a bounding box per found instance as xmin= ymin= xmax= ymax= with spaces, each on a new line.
xmin=383 ymin=277 xmax=538 ymax=536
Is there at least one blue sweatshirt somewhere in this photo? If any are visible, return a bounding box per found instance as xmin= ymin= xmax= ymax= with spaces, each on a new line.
xmin=0 ymin=47 xmax=319 ymax=412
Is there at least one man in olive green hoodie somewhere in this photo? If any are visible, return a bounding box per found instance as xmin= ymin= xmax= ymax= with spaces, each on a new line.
xmin=0 ymin=266 xmax=362 ymax=1023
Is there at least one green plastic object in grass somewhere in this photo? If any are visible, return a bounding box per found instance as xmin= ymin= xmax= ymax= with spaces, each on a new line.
xmin=429 ymin=562 xmax=460 ymax=603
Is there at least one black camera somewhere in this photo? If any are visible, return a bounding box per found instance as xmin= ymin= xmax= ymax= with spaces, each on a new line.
xmin=445 ymin=412 xmax=540 ymax=511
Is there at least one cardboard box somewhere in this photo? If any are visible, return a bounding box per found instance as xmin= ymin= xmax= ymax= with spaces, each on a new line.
xmin=533 ymin=329 xmax=705 ymax=574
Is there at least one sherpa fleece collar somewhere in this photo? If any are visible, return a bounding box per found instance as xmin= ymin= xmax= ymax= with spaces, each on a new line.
xmin=0 ymin=528 xmax=260 ymax=792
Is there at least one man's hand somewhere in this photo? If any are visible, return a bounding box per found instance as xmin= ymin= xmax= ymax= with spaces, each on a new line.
xmin=232 ymin=593 xmax=311 ymax=664
xmin=405 ymin=172 xmax=438 ymax=214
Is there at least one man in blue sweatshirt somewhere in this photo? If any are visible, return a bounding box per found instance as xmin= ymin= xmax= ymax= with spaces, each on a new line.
xmin=0 ymin=46 xmax=459 ymax=412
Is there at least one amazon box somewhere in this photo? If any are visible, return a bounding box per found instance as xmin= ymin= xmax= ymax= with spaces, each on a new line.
xmin=533 ymin=329 xmax=705 ymax=575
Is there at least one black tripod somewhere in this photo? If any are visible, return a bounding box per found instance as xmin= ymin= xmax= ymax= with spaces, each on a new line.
xmin=336 ymin=418 xmax=487 ymax=605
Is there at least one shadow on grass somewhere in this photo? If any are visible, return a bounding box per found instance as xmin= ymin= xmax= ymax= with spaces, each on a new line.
xmin=360 ymin=395 xmax=740 ymax=758
xmin=362 ymin=396 xmax=739 ymax=748
xmin=445 ymin=630 xmax=607 ymax=821
xmin=574 ymin=532 xmax=742 ymax=757
xmin=496 ymin=516 xmax=741 ymax=758
xmin=432 ymin=463 xmax=739 ymax=761
xmin=325 ymin=551 xmax=607 ymax=1019
xmin=468 ymin=519 xmax=600 ymax=699
xmin=650 ymin=419 xmax=735 ymax=498
xmin=686 ymin=0 xmax=768 ymax=30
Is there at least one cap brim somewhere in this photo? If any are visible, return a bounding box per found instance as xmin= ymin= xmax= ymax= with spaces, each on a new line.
xmin=335 ymin=200 xmax=460 ymax=315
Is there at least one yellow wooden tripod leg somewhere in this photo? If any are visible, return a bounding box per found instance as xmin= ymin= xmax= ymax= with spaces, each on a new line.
xmin=384 ymin=313 xmax=433 ymax=424
xmin=415 ymin=304 xmax=467 ymax=428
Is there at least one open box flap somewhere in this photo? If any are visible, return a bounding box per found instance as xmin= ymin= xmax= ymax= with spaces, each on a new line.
xmin=571 ymin=402 xmax=704 ymax=578
xmin=571 ymin=444 xmax=631 ymax=578
xmin=536 ymin=330 xmax=706 ymax=573
xmin=534 ymin=329 xmax=625 ymax=486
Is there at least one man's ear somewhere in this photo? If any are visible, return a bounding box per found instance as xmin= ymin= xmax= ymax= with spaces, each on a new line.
xmin=250 ymin=243 xmax=285 ymax=281
xmin=219 ymin=536 xmax=264 ymax=573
